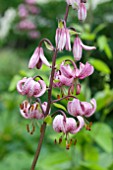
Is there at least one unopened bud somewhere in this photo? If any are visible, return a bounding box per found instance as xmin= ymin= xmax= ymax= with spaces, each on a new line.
xmin=76 ymin=84 xmax=81 ymax=95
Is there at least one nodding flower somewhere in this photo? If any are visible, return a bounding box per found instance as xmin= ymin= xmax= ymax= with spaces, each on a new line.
xmin=20 ymin=100 xmax=47 ymax=119
xmin=28 ymin=47 xmax=50 ymax=69
xmin=78 ymin=3 xmax=87 ymax=21
xmin=55 ymin=20 xmax=71 ymax=51
xmin=53 ymin=70 xmax=74 ymax=88
xmin=73 ymin=36 xmax=96 ymax=61
xmin=17 ymin=77 xmax=46 ymax=98
xmin=53 ymin=114 xmax=84 ymax=134
xmin=53 ymin=114 xmax=84 ymax=149
xmin=67 ymin=98 xmax=96 ymax=117
xmin=60 ymin=61 xmax=94 ymax=80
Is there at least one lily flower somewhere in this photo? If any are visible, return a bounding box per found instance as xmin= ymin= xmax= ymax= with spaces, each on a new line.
xmin=78 ymin=3 xmax=87 ymax=21
xmin=17 ymin=77 xmax=46 ymax=98
xmin=53 ymin=114 xmax=84 ymax=134
xmin=67 ymin=98 xmax=96 ymax=117
xmin=55 ymin=20 xmax=71 ymax=51
xmin=60 ymin=61 xmax=94 ymax=80
xmin=20 ymin=100 xmax=47 ymax=119
xmin=28 ymin=47 xmax=50 ymax=69
xmin=73 ymin=36 xmax=96 ymax=61
xmin=53 ymin=70 xmax=73 ymax=88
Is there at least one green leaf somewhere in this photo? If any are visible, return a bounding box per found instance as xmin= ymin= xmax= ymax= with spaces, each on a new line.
xmin=97 ymin=35 xmax=112 ymax=59
xmin=89 ymin=58 xmax=111 ymax=74
xmin=99 ymin=153 xmax=113 ymax=168
xmin=44 ymin=115 xmax=52 ymax=125
xmin=90 ymin=123 xmax=112 ymax=153
xmin=81 ymin=33 xmax=96 ymax=41
xmin=93 ymin=24 xmax=107 ymax=34
xmin=53 ymin=103 xmax=67 ymax=112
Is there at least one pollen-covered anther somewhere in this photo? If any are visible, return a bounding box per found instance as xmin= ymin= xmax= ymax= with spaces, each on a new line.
xmin=57 ymin=94 xmax=61 ymax=99
xmin=20 ymin=103 xmax=24 ymax=110
xmin=54 ymin=139 xmax=57 ymax=144
xmin=26 ymin=124 xmax=30 ymax=133
xmin=59 ymin=137 xmax=62 ymax=144
xmin=66 ymin=143 xmax=70 ymax=150
xmin=85 ymin=122 xmax=92 ymax=131
xmin=74 ymin=139 xmax=77 ymax=146
xmin=30 ymin=123 xmax=36 ymax=135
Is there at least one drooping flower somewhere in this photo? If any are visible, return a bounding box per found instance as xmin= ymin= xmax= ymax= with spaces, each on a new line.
xmin=78 ymin=3 xmax=87 ymax=21
xmin=53 ymin=70 xmax=73 ymax=88
xmin=53 ymin=114 xmax=84 ymax=134
xmin=73 ymin=36 xmax=96 ymax=61
xmin=55 ymin=20 xmax=71 ymax=51
xmin=17 ymin=77 xmax=46 ymax=98
xmin=20 ymin=100 xmax=47 ymax=119
xmin=67 ymin=98 xmax=96 ymax=117
xmin=28 ymin=47 xmax=50 ymax=69
xmin=60 ymin=61 xmax=94 ymax=80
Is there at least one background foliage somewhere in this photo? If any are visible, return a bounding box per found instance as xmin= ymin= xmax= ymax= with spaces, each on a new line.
xmin=0 ymin=0 xmax=113 ymax=169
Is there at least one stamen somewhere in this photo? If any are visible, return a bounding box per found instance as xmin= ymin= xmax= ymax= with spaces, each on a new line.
xmin=54 ymin=139 xmax=57 ymax=144
xmin=59 ymin=137 xmax=62 ymax=144
xmin=26 ymin=124 xmax=30 ymax=133
xmin=20 ymin=103 xmax=24 ymax=109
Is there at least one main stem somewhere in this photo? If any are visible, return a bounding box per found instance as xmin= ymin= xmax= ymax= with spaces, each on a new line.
xmin=30 ymin=4 xmax=69 ymax=170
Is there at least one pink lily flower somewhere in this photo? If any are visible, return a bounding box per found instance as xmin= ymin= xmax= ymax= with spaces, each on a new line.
xmin=17 ymin=77 xmax=46 ymax=98
xmin=53 ymin=114 xmax=84 ymax=134
xmin=67 ymin=98 xmax=96 ymax=117
xmin=60 ymin=61 xmax=94 ymax=80
xmin=73 ymin=36 xmax=96 ymax=61
xmin=53 ymin=70 xmax=73 ymax=88
xmin=20 ymin=100 xmax=47 ymax=119
xmin=78 ymin=3 xmax=87 ymax=21
xmin=76 ymin=62 xmax=94 ymax=79
xmin=28 ymin=47 xmax=50 ymax=69
xmin=55 ymin=20 xmax=71 ymax=51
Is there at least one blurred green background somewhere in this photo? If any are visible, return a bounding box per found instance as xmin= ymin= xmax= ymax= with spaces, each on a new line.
xmin=0 ymin=0 xmax=113 ymax=169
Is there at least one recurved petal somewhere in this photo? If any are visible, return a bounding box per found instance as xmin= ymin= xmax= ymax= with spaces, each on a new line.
xmin=28 ymin=47 xmax=40 ymax=69
xmin=78 ymin=3 xmax=87 ymax=21
xmin=39 ymin=47 xmax=50 ymax=67
xmin=20 ymin=100 xmax=30 ymax=119
xmin=66 ymin=117 xmax=77 ymax=134
xmin=60 ymin=75 xmax=73 ymax=86
xmin=70 ymin=116 xmax=85 ymax=134
xmin=78 ymin=62 xmax=94 ymax=79
xmin=80 ymin=40 xmax=96 ymax=51
xmin=53 ymin=115 xmax=65 ymax=133
xmin=67 ymin=98 xmax=84 ymax=116
xmin=34 ymin=80 xmax=46 ymax=97
xmin=57 ymin=29 xmax=66 ymax=51
xmin=60 ymin=62 xmax=74 ymax=78
xmin=65 ymin=29 xmax=71 ymax=51
xmin=22 ymin=77 xmax=33 ymax=95
xmin=73 ymin=37 xmax=82 ymax=61
xmin=85 ymin=98 xmax=96 ymax=117
xmin=17 ymin=77 xmax=27 ymax=94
